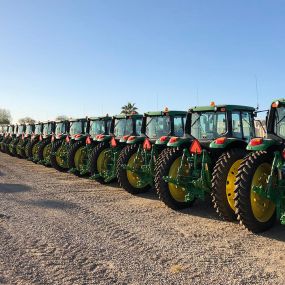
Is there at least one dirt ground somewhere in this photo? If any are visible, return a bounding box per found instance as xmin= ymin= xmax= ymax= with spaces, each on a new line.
xmin=0 ymin=152 xmax=284 ymax=285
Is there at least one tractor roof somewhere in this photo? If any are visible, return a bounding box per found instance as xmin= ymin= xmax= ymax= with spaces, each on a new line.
xmin=69 ymin=117 xmax=88 ymax=122
xmin=144 ymin=110 xmax=186 ymax=117
xmin=89 ymin=116 xmax=112 ymax=121
xmin=190 ymin=104 xmax=255 ymax=112
xmin=113 ymin=114 xmax=143 ymax=119
xmin=272 ymin=98 xmax=285 ymax=104
xmin=55 ymin=119 xmax=69 ymax=123
xmin=42 ymin=121 xmax=56 ymax=124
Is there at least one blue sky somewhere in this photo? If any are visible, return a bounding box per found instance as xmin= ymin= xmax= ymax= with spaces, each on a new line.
xmin=0 ymin=0 xmax=284 ymax=122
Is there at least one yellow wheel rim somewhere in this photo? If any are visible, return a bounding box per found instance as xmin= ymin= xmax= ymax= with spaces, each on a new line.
xmin=250 ymin=163 xmax=276 ymax=222
xmin=74 ymin=146 xmax=85 ymax=170
xmin=127 ymin=153 xmax=148 ymax=188
xmin=168 ymin=156 xmax=188 ymax=202
xmin=32 ymin=144 xmax=38 ymax=158
xmin=43 ymin=144 xmax=51 ymax=160
xmin=97 ymin=148 xmax=110 ymax=174
xmin=56 ymin=145 xmax=66 ymax=168
xmin=226 ymin=159 xmax=242 ymax=211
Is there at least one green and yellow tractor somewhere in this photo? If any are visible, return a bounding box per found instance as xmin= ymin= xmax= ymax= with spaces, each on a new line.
xmin=234 ymin=99 xmax=285 ymax=232
xmin=0 ymin=125 xmax=8 ymax=143
xmin=1 ymin=125 xmax=15 ymax=154
xmin=33 ymin=121 xmax=56 ymax=165
xmin=26 ymin=122 xmax=43 ymax=160
xmin=117 ymin=109 xmax=186 ymax=194
xmin=89 ymin=113 xmax=143 ymax=183
xmin=66 ymin=117 xmax=91 ymax=175
xmin=7 ymin=125 xmax=21 ymax=156
xmin=68 ymin=116 xmax=112 ymax=176
xmin=49 ymin=119 xmax=71 ymax=172
xmin=8 ymin=124 xmax=26 ymax=157
xmin=155 ymin=103 xmax=256 ymax=222
xmin=16 ymin=123 xmax=35 ymax=158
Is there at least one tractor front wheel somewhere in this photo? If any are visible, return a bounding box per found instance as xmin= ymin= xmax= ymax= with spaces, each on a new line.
xmin=155 ymin=147 xmax=194 ymax=210
xmin=234 ymin=151 xmax=276 ymax=233
xmin=117 ymin=144 xmax=151 ymax=194
xmin=211 ymin=148 xmax=247 ymax=221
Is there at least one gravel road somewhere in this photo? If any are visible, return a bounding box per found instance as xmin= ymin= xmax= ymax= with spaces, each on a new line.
xmin=0 ymin=152 xmax=284 ymax=285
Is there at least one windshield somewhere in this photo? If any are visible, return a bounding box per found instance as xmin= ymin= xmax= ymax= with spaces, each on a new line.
xmin=70 ymin=121 xmax=83 ymax=135
xmin=114 ymin=118 xmax=133 ymax=137
xmin=8 ymin=126 xmax=13 ymax=133
xmin=55 ymin=122 xmax=66 ymax=135
xmin=90 ymin=120 xmax=106 ymax=136
xmin=191 ymin=112 xmax=227 ymax=139
xmin=274 ymin=106 xmax=285 ymax=139
xmin=18 ymin=126 xmax=24 ymax=134
xmin=146 ymin=116 xmax=171 ymax=139
xmin=26 ymin=125 xmax=33 ymax=134
xmin=42 ymin=123 xmax=52 ymax=136
xmin=35 ymin=124 xmax=42 ymax=135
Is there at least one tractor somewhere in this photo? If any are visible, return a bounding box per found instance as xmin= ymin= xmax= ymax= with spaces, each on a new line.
xmin=49 ymin=119 xmax=70 ymax=171
xmin=234 ymin=99 xmax=285 ymax=232
xmin=1 ymin=125 xmax=14 ymax=153
xmin=0 ymin=125 xmax=8 ymax=143
xmin=33 ymin=121 xmax=56 ymax=165
xmin=8 ymin=124 xmax=26 ymax=157
xmin=66 ymin=117 xmax=90 ymax=175
xmin=68 ymin=116 xmax=112 ymax=176
xmin=117 ymin=109 xmax=186 ymax=194
xmin=88 ymin=113 xmax=143 ymax=183
xmin=155 ymin=103 xmax=256 ymax=222
xmin=5 ymin=125 xmax=18 ymax=155
xmin=26 ymin=122 xmax=43 ymax=160
xmin=16 ymin=123 xmax=35 ymax=158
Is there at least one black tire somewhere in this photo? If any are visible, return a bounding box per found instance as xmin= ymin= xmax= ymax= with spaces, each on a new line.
xmin=117 ymin=144 xmax=151 ymax=194
xmin=234 ymin=151 xmax=276 ymax=233
xmin=50 ymin=140 xmax=69 ymax=172
xmin=211 ymin=148 xmax=247 ymax=221
xmin=27 ymin=139 xmax=39 ymax=160
xmin=67 ymin=140 xmax=85 ymax=174
xmin=154 ymin=147 xmax=194 ymax=210
xmin=88 ymin=141 xmax=110 ymax=183
xmin=9 ymin=139 xmax=19 ymax=157
xmin=37 ymin=139 xmax=52 ymax=163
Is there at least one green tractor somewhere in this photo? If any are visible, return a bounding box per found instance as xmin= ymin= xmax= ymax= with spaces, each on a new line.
xmin=89 ymin=113 xmax=143 ymax=183
xmin=68 ymin=116 xmax=112 ymax=176
xmin=66 ymin=117 xmax=91 ymax=175
xmin=8 ymin=124 xmax=26 ymax=157
xmin=26 ymin=122 xmax=44 ymax=161
xmin=155 ymin=103 xmax=256 ymax=222
xmin=16 ymin=123 xmax=35 ymax=158
xmin=117 ymin=109 xmax=186 ymax=194
xmin=0 ymin=125 xmax=8 ymax=143
xmin=234 ymin=99 xmax=285 ymax=232
xmin=49 ymin=119 xmax=71 ymax=172
xmin=1 ymin=125 xmax=15 ymax=153
xmin=33 ymin=121 xmax=56 ymax=165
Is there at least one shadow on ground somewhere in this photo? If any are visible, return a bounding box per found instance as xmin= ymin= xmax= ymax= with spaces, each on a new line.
xmin=26 ymin=199 xmax=78 ymax=210
xmin=0 ymin=183 xmax=31 ymax=193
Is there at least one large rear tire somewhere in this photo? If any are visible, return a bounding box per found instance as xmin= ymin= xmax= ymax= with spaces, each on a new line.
xmin=117 ymin=144 xmax=151 ymax=194
xmin=67 ymin=140 xmax=85 ymax=175
xmin=50 ymin=140 xmax=69 ymax=172
xmin=234 ymin=151 xmax=276 ymax=233
xmin=211 ymin=148 xmax=247 ymax=221
xmin=155 ymin=147 xmax=194 ymax=210
xmin=38 ymin=139 xmax=52 ymax=166
xmin=88 ymin=141 xmax=111 ymax=183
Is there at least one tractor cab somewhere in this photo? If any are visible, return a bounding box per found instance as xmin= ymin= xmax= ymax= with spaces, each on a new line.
xmin=41 ymin=121 xmax=56 ymax=140
xmin=24 ymin=123 xmax=35 ymax=138
xmin=68 ymin=118 xmax=90 ymax=141
xmin=89 ymin=116 xmax=112 ymax=139
xmin=53 ymin=120 xmax=70 ymax=141
xmin=16 ymin=124 xmax=26 ymax=138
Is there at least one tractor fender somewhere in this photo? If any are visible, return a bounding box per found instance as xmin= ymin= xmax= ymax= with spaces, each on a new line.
xmin=75 ymin=135 xmax=87 ymax=141
xmin=246 ymin=138 xmax=281 ymax=151
xmin=210 ymin=138 xmax=247 ymax=150
xmin=126 ymin=136 xmax=145 ymax=145
xmin=96 ymin=135 xmax=112 ymax=142
xmin=167 ymin=137 xmax=192 ymax=148
xmin=155 ymin=136 xmax=170 ymax=146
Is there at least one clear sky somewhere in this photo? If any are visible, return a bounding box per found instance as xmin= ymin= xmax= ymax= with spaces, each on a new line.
xmin=0 ymin=0 xmax=284 ymax=122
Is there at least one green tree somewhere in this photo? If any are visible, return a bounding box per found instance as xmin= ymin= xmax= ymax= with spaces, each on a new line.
xmin=121 ymin=102 xmax=138 ymax=115
xmin=0 ymin=108 xmax=12 ymax=124
xmin=18 ymin=117 xmax=36 ymax=124
xmin=55 ymin=115 xmax=69 ymax=121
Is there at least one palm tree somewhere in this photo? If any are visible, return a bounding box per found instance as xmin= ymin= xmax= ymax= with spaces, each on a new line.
xmin=121 ymin=102 xmax=138 ymax=115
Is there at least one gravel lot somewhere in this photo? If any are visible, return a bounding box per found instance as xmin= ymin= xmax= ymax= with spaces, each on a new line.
xmin=0 ymin=152 xmax=284 ymax=285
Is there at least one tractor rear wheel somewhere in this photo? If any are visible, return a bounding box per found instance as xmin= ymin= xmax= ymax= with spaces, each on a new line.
xmin=9 ymin=140 xmax=18 ymax=157
xmin=50 ymin=140 xmax=69 ymax=172
xmin=155 ymin=147 xmax=194 ymax=210
xmin=211 ymin=148 xmax=247 ymax=221
xmin=68 ymin=140 xmax=85 ymax=175
xmin=27 ymin=139 xmax=39 ymax=160
xmin=234 ymin=151 xmax=276 ymax=233
xmin=117 ymin=144 xmax=151 ymax=194
xmin=88 ymin=141 xmax=111 ymax=183
xmin=38 ymin=140 xmax=52 ymax=166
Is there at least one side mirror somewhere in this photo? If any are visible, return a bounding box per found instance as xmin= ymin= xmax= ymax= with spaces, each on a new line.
xmin=265 ymin=115 xmax=268 ymax=127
